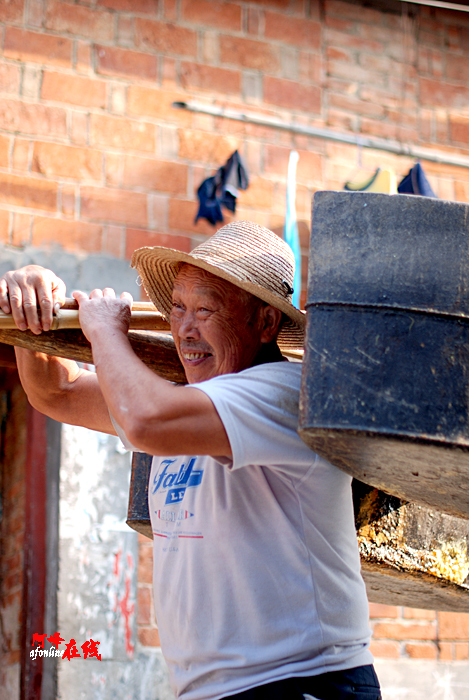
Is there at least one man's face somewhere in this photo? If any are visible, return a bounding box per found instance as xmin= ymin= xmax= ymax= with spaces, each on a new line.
xmin=170 ymin=265 xmax=265 ymax=384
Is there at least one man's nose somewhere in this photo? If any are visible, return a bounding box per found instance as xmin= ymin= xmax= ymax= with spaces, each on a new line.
xmin=177 ymin=311 xmax=199 ymax=338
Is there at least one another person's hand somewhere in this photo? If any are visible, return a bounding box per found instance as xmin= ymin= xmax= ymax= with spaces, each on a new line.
xmin=0 ymin=265 xmax=66 ymax=334
xmin=72 ymin=288 xmax=133 ymax=344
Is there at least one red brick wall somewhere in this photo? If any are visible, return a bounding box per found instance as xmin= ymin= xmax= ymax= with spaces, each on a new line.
xmin=1 ymin=0 xmax=469 ymax=664
xmin=370 ymin=603 xmax=469 ymax=661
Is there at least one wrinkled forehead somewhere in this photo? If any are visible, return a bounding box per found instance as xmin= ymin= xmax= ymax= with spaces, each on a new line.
xmin=172 ymin=263 xmax=250 ymax=304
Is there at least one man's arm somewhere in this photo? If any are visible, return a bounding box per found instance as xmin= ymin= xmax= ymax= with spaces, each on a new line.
xmin=15 ymin=349 xmax=116 ymax=434
xmin=75 ymin=290 xmax=232 ymax=457
xmin=0 ymin=265 xmax=115 ymax=434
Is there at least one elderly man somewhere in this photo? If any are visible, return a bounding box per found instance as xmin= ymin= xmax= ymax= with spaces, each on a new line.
xmin=0 ymin=221 xmax=381 ymax=700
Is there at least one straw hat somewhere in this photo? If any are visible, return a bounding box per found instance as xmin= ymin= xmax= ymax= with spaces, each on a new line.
xmin=131 ymin=221 xmax=305 ymax=352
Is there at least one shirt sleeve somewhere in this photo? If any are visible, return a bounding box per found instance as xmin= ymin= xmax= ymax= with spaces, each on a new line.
xmin=190 ymin=363 xmax=316 ymax=474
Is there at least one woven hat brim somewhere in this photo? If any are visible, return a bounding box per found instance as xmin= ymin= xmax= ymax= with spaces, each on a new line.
xmin=131 ymin=246 xmax=305 ymax=353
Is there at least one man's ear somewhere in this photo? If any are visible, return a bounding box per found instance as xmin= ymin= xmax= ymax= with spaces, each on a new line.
xmin=259 ymin=306 xmax=283 ymax=344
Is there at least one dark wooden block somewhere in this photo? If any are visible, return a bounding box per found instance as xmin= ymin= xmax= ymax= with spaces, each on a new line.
xmin=126 ymin=452 xmax=153 ymax=539
xmin=299 ymin=190 xmax=469 ymax=518
xmin=127 ymin=454 xmax=469 ymax=611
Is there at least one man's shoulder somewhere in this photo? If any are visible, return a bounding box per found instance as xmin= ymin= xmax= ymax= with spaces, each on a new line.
xmin=231 ymin=360 xmax=302 ymax=384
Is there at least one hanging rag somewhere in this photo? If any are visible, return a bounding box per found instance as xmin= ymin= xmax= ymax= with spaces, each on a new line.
xmin=195 ymin=150 xmax=249 ymax=226
xmin=344 ymin=167 xmax=398 ymax=194
xmin=397 ymin=162 xmax=437 ymax=197
xmin=284 ymin=150 xmax=301 ymax=309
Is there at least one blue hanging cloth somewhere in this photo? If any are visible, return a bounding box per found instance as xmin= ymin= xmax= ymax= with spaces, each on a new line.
xmin=195 ymin=150 xmax=249 ymax=226
xmin=284 ymin=151 xmax=301 ymax=308
xmin=398 ymin=162 xmax=437 ymax=198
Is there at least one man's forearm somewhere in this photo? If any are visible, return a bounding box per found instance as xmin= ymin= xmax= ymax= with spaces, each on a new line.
xmin=15 ymin=347 xmax=116 ymax=434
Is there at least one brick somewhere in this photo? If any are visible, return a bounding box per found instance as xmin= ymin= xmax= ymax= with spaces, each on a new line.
xmin=128 ymin=86 xmax=191 ymax=126
xmin=138 ymin=543 xmax=153 ymax=583
xmin=41 ymin=71 xmax=106 ymax=109
xmin=420 ymin=77 xmax=469 ymax=109
xmin=81 ymin=186 xmax=148 ymax=227
xmin=103 ymin=225 xmax=125 ymax=258
xmin=4 ymin=28 xmax=72 ymax=68
xmin=45 ymin=0 xmax=114 ymax=42
xmin=117 ymin=15 xmax=134 ymax=46
xmin=181 ymin=0 xmax=241 ymax=31
xmin=21 ymin=66 xmax=41 ymax=99
xmin=32 ymin=216 xmax=103 ymax=253
xmin=135 ymin=18 xmax=197 ymax=57
xmin=247 ymin=8 xmax=262 ymax=35
xmin=0 ymin=63 xmax=21 ymax=95
xmin=0 ymin=173 xmax=57 ymax=212
xmin=71 ymin=111 xmax=88 ymax=145
xmin=169 ymin=198 xmax=222 ymax=235
xmin=438 ymin=611 xmax=469 ymax=639
xmin=237 ymin=176 xmax=273 ymax=209
xmin=178 ymin=129 xmax=238 ymax=165
xmin=373 ymin=622 xmax=437 ymax=641
xmin=105 ymin=153 xmax=123 ymax=187
xmin=163 ymin=0 xmax=178 ymax=21
xmin=32 ymin=142 xmax=102 ymax=181
xmin=76 ymin=41 xmax=92 ymax=74
xmin=125 ymin=229 xmax=191 ymax=259
xmin=264 ymin=76 xmax=320 ymax=113
xmin=97 ymin=0 xmax=158 ymax=12
xmin=299 ymin=52 xmax=322 ymax=84
xmin=454 ymin=642 xmax=469 ymax=660
xmin=360 ymin=118 xmax=418 ymax=143
xmin=90 ymin=114 xmax=155 ymax=153
xmin=406 ymin=643 xmax=438 ymax=659
xmin=369 ymin=603 xmax=400 ymax=619
xmin=0 ymin=208 xmax=11 ymax=243
xmin=0 ymin=0 xmax=24 ymax=23
xmin=180 ymin=62 xmax=241 ymax=95
xmin=12 ymin=138 xmax=30 ymax=171
xmin=265 ymin=11 xmax=321 ymax=50
xmin=247 ymin=0 xmax=304 ymax=8
xmin=149 ymin=193 xmax=169 ymax=229
xmin=60 ymin=184 xmax=75 ymax=218
xmin=220 ymin=35 xmax=280 ymax=72
xmin=403 ymin=608 xmax=436 ymax=620
xmin=450 ymin=116 xmax=469 ymax=145
xmin=325 ymin=0 xmax=383 ymax=24
xmin=329 ymin=92 xmax=385 ymax=118
xmin=95 ymin=45 xmax=158 ymax=81
xmin=439 ymin=642 xmax=453 ymax=661
xmin=0 ymin=99 xmax=67 ymax=137
xmin=28 ymin=0 xmax=43 ymax=26
xmin=137 ymin=586 xmax=152 ymax=625
xmin=12 ymin=213 xmax=32 ymax=247
xmin=0 ymin=135 xmax=10 ymax=168
xmin=138 ymin=627 xmax=160 ymax=647
xmin=162 ymin=57 xmax=177 ymax=87
xmin=110 ymin=84 xmax=126 ymax=115
xmin=455 ymin=180 xmax=469 ymax=203
xmin=122 ymin=156 xmax=187 ymax=194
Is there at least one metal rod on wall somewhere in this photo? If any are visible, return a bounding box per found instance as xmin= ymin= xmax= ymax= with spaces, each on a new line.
xmin=173 ymin=101 xmax=469 ymax=170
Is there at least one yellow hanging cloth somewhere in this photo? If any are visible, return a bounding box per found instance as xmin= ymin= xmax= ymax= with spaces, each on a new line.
xmin=344 ymin=167 xmax=397 ymax=194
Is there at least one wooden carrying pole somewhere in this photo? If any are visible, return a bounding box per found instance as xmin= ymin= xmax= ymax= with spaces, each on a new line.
xmin=0 ymin=299 xmax=186 ymax=384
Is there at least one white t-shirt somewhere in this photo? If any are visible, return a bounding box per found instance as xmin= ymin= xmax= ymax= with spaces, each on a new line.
xmin=116 ymin=362 xmax=372 ymax=700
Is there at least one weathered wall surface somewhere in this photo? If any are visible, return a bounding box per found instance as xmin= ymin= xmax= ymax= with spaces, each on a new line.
xmin=58 ymin=424 xmax=173 ymax=700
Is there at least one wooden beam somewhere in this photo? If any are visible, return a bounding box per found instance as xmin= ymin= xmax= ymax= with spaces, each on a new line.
xmin=0 ymin=328 xmax=186 ymax=384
